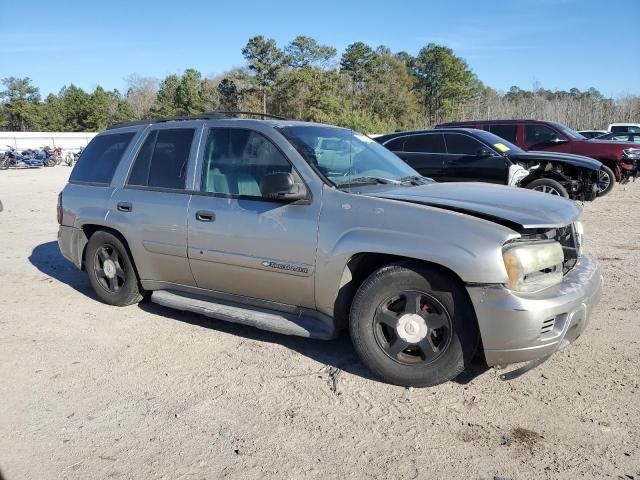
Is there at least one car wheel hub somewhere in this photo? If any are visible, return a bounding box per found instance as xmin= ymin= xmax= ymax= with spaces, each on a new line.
xmin=396 ymin=313 xmax=428 ymax=343
xmin=103 ymin=259 xmax=117 ymax=279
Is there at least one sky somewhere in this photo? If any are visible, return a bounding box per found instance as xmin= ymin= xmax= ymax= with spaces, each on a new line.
xmin=1 ymin=0 xmax=639 ymax=98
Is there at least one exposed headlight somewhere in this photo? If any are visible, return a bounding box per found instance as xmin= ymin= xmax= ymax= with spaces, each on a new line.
xmin=623 ymin=148 xmax=640 ymax=160
xmin=502 ymin=241 xmax=564 ymax=292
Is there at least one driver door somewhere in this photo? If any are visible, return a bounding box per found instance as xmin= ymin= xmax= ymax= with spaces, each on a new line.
xmin=442 ymin=133 xmax=508 ymax=183
xmin=187 ymin=127 xmax=320 ymax=308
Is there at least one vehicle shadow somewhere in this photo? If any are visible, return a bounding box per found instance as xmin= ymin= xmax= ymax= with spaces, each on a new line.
xmin=28 ymin=241 xmax=96 ymax=298
xmin=29 ymin=241 xmax=491 ymax=386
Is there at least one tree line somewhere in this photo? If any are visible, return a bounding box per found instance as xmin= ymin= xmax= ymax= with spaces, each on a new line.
xmin=1 ymin=35 xmax=638 ymax=134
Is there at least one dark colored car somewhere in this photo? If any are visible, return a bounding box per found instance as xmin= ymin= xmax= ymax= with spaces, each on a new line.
xmin=436 ymin=119 xmax=640 ymax=195
xmin=375 ymin=128 xmax=601 ymax=200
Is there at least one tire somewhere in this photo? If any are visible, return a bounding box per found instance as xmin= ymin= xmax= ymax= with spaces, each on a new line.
xmin=0 ymin=156 xmax=9 ymax=170
xmin=84 ymin=230 xmax=143 ymax=306
xmin=46 ymin=157 xmax=56 ymax=167
xmin=596 ymin=165 xmax=615 ymax=197
xmin=524 ymin=177 xmax=569 ymax=198
xmin=349 ymin=262 xmax=478 ymax=387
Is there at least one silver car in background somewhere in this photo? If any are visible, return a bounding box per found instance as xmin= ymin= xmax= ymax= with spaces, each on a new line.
xmin=57 ymin=114 xmax=603 ymax=387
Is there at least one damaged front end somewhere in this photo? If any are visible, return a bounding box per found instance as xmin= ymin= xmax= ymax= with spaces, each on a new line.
xmin=510 ymin=161 xmax=599 ymax=201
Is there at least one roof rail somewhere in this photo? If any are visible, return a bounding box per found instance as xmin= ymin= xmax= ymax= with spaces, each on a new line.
xmin=107 ymin=110 xmax=287 ymax=130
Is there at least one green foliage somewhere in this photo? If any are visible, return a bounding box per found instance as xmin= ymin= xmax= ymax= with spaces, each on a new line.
xmin=1 ymin=35 xmax=638 ymax=134
xmin=285 ymin=36 xmax=336 ymax=69
xmin=242 ymin=36 xmax=285 ymax=88
xmin=0 ymin=77 xmax=41 ymax=131
xmin=175 ymin=69 xmax=205 ymax=115
xmin=413 ymin=44 xmax=481 ymax=124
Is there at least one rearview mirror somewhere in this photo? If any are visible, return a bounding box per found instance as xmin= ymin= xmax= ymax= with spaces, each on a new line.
xmin=259 ymin=172 xmax=307 ymax=202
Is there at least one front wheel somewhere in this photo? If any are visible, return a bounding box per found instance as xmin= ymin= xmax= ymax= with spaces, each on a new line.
xmin=524 ymin=177 xmax=569 ymax=198
xmin=85 ymin=231 xmax=143 ymax=306
xmin=596 ymin=165 xmax=615 ymax=197
xmin=349 ymin=263 xmax=478 ymax=387
xmin=46 ymin=157 xmax=56 ymax=167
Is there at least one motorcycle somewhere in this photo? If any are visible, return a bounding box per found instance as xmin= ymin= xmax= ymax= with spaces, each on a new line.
xmin=22 ymin=147 xmax=57 ymax=167
xmin=1 ymin=146 xmax=47 ymax=169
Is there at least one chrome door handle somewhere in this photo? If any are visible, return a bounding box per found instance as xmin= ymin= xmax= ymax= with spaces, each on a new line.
xmin=196 ymin=210 xmax=215 ymax=222
xmin=117 ymin=202 xmax=132 ymax=212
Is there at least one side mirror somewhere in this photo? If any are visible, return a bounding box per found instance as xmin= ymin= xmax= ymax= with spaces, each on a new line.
xmin=550 ymin=136 xmax=566 ymax=144
xmin=477 ymin=148 xmax=493 ymax=158
xmin=259 ymin=172 xmax=307 ymax=202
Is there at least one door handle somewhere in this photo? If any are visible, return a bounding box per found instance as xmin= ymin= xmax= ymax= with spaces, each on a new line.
xmin=117 ymin=202 xmax=132 ymax=212
xmin=196 ymin=210 xmax=215 ymax=222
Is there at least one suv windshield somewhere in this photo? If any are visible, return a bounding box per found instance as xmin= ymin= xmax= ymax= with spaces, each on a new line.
xmin=278 ymin=125 xmax=420 ymax=186
xmin=549 ymin=122 xmax=586 ymax=140
xmin=471 ymin=130 xmax=525 ymax=154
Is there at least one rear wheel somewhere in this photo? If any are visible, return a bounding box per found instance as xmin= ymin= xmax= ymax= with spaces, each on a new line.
xmin=524 ymin=177 xmax=569 ymax=198
xmin=349 ymin=262 xmax=478 ymax=387
xmin=85 ymin=231 xmax=143 ymax=306
xmin=596 ymin=165 xmax=615 ymax=197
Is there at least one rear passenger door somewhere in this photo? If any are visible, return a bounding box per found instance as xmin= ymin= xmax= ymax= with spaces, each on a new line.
xmin=442 ymin=133 xmax=507 ymax=183
xmin=186 ymin=127 xmax=320 ymax=308
xmin=386 ymin=133 xmax=447 ymax=179
xmin=109 ymin=125 xmax=200 ymax=287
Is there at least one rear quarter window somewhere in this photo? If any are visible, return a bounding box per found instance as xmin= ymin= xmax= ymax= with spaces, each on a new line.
xmin=69 ymin=132 xmax=136 ymax=185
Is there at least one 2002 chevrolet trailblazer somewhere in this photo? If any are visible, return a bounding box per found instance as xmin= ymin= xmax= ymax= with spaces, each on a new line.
xmin=57 ymin=113 xmax=603 ymax=387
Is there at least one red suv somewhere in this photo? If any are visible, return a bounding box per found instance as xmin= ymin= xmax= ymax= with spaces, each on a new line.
xmin=437 ymin=119 xmax=640 ymax=195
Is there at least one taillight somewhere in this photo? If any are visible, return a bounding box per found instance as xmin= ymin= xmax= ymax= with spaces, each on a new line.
xmin=57 ymin=192 xmax=62 ymax=225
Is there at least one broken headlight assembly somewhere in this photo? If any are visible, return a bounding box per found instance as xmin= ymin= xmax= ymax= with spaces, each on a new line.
xmin=502 ymin=241 xmax=564 ymax=292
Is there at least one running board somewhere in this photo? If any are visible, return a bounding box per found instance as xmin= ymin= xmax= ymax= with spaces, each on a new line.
xmin=150 ymin=290 xmax=338 ymax=340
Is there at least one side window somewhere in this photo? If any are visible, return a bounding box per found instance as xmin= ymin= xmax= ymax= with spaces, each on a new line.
xmin=524 ymin=124 xmax=566 ymax=145
xmin=384 ymin=137 xmax=405 ymax=151
xmin=610 ymin=126 xmax=627 ymax=133
xmin=201 ymin=128 xmax=294 ymax=198
xmin=443 ymin=133 xmax=484 ymax=155
xmin=127 ymin=128 xmax=195 ymax=189
xmin=69 ymin=132 xmax=135 ymax=184
xmin=489 ymin=124 xmax=517 ymax=143
xmin=403 ymin=133 xmax=446 ymax=153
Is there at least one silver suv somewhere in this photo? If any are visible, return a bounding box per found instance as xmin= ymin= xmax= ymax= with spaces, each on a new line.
xmin=57 ymin=114 xmax=603 ymax=387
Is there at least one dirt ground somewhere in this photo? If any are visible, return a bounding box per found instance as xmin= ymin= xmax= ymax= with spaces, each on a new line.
xmin=0 ymin=166 xmax=639 ymax=480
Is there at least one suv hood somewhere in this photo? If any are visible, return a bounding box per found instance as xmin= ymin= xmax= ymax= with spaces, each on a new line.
xmin=508 ymin=150 xmax=601 ymax=170
xmin=366 ymin=182 xmax=581 ymax=230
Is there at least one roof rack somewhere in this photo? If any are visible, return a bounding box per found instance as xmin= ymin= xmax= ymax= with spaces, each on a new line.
xmin=107 ymin=110 xmax=287 ymax=130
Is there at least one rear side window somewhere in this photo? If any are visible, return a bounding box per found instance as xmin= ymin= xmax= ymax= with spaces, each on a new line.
xmin=69 ymin=132 xmax=135 ymax=185
xmin=489 ymin=124 xmax=517 ymax=143
xmin=443 ymin=133 xmax=484 ymax=155
xmin=127 ymin=128 xmax=195 ymax=189
xmin=384 ymin=137 xmax=405 ymax=151
xmin=403 ymin=133 xmax=446 ymax=153
xmin=525 ymin=124 xmax=566 ymax=145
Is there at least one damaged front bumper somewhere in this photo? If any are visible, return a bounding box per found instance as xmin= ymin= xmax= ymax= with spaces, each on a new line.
xmin=466 ymin=254 xmax=603 ymax=367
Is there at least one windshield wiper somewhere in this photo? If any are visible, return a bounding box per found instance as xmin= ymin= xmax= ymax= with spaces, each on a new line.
xmin=335 ymin=176 xmax=401 ymax=187
xmin=398 ymin=175 xmax=430 ymax=185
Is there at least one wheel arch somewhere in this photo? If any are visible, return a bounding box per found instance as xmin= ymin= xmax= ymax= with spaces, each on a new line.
xmin=79 ymin=224 xmax=142 ymax=285
xmin=593 ymin=158 xmax=620 ymax=181
xmin=333 ymin=252 xmax=478 ymax=334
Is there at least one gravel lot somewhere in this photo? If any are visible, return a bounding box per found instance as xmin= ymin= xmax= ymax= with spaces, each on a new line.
xmin=1 ymin=167 xmax=639 ymax=479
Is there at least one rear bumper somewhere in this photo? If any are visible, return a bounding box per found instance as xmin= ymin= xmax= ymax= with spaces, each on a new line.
xmin=466 ymin=254 xmax=603 ymax=366
xmin=57 ymin=225 xmax=86 ymax=269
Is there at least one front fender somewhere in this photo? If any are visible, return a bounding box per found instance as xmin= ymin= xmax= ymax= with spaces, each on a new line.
xmin=315 ymin=188 xmax=517 ymax=316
